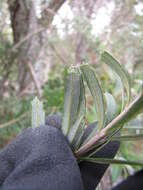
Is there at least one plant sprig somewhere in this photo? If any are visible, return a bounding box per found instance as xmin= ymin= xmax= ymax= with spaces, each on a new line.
xmin=75 ymin=91 xmax=143 ymax=157
xmin=31 ymin=51 xmax=143 ymax=167
xmin=61 ymin=51 xmax=143 ymax=166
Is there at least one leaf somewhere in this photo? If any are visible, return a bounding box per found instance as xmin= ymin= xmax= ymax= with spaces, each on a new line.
xmin=111 ymin=165 xmax=122 ymax=183
xmin=111 ymin=134 xmax=143 ymax=141
xmin=75 ymin=91 xmax=143 ymax=157
xmin=31 ymin=97 xmax=45 ymax=128
xmin=81 ymin=122 xmax=99 ymax=146
xmin=80 ymin=64 xmax=105 ymax=130
xmin=80 ymin=157 xmax=143 ymax=167
xmin=104 ymin=92 xmax=118 ymax=125
xmin=102 ymin=51 xmax=131 ymax=108
xmin=62 ymin=70 xmax=81 ymax=136
xmin=88 ymin=140 xmax=109 ymax=157
xmin=106 ymin=91 xmax=143 ymax=135
xmin=67 ymin=75 xmax=86 ymax=147
xmin=72 ymin=120 xmax=86 ymax=151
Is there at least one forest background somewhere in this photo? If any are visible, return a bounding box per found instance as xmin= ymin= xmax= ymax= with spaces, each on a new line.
xmin=0 ymin=0 xmax=143 ymax=189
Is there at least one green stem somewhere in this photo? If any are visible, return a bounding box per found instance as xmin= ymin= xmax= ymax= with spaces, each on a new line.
xmin=80 ymin=157 xmax=143 ymax=167
xmin=75 ymin=92 xmax=143 ymax=157
xmin=111 ymin=134 xmax=143 ymax=141
xmin=0 ymin=112 xmax=29 ymax=129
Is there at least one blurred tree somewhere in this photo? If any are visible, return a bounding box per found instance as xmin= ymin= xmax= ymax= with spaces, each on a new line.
xmin=102 ymin=0 xmax=143 ymax=75
xmin=71 ymin=0 xmax=105 ymax=65
xmin=8 ymin=0 xmax=66 ymax=95
xmin=0 ymin=1 xmax=143 ymax=189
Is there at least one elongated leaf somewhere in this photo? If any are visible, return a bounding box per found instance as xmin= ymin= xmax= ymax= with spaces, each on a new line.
xmin=102 ymin=51 xmax=131 ymax=108
xmin=104 ymin=92 xmax=118 ymax=125
xmin=75 ymin=91 xmax=143 ymax=157
xmin=72 ymin=120 xmax=86 ymax=151
xmin=111 ymin=165 xmax=122 ymax=183
xmin=88 ymin=125 xmax=120 ymax=157
xmin=81 ymin=122 xmax=99 ymax=146
xmin=111 ymin=134 xmax=143 ymax=141
xmin=62 ymin=70 xmax=81 ymax=136
xmin=31 ymin=97 xmax=45 ymax=128
xmin=80 ymin=157 xmax=143 ymax=167
xmin=106 ymin=83 xmax=143 ymax=135
xmin=124 ymin=127 xmax=143 ymax=129
xmin=106 ymin=91 xmax=143 ymax=135
xmin=88 ymin=140 xmax=109 ymax=157
xmin=68 ymin=76 xmax=86 ymax=147
xmin=80 ymin=64 xmax=105 ymax=130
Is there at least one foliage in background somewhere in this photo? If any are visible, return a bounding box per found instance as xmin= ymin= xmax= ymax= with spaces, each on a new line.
xmin=0 ymin=0 xmax=143 ymax=189
xmin=0 ymin=97 xmax=30 ymax=148
xmin=43 ymin=68 xmax=67 ymax=111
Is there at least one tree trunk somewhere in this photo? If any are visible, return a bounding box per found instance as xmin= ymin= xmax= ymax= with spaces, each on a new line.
xmin=8 ymin=0 xmax=65 ymax=94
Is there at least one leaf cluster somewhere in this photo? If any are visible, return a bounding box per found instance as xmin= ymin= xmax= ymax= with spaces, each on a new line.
xmin=32 ymin=51 xmax=143 ymax=167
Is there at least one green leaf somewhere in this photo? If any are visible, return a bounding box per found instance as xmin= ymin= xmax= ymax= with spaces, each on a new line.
xmin=106 ymin=91 xmax=143 ymax=135
xmin=104 ymin=92 xmax=118 ymax=125
xmin=124 ymin=126 xmax=143 ymax=129
xmin=31 ymin=97 xmax=45 ymax=128
xmin=111 ymin=134 xmax=143 ymax=141
xmin=111 ymin=165 xmax=122 ymax=183
xmin=80 ymin=157 xmax=143 ymax=167
xmin=62 ymin=70 xmax=82 ymax=136
xmin=81 ymin=122 xmax=99 ymax=146
xmin=80 ymin=64 xmax=105 ymax=130
xmin=67 ymin=75 xmax=86 ymax=147
xmin=75 ymin=91 xmax=143 ymax=157
xmin=88 ymin=140 xmax=110 ymax=157
xmin=102 ymin=51 xmax=131 ymax=108
xmin=72 ymin=120 xmax=86 ymax=151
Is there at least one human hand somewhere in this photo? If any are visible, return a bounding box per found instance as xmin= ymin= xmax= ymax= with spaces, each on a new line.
xmin=0 ymin=114 xmax=120 ymax=190
xmin=0 ymin=123 xmax=83 ymax=190
xmin=46 ymin=114 xmax=120 ymax=190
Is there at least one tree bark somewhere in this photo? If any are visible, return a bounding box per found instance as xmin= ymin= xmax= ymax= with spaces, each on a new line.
xmin=8 ymin=0 xmax=66 ymax=93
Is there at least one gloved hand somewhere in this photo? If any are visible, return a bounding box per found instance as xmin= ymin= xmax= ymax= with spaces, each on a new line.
xmin=111 ymin=169 xmax=143 ymax=190
xmin=0 ymin=124 xmax=83 ymax=190
xmin=46 ymin=115 xmax=143 ymax=190
xmin=0 ymin=114 xmax=119 ymax=190
xmin=79 ymin=122 xmax=120 ymax=190
xmin=46 ymin=114 xmax=120 ymax=190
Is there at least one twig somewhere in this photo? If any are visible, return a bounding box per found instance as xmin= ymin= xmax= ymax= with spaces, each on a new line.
xmin=11 ymin=2 xmax=66 ymax=52
xmin=12 ymin=28 xmax=46 ymax=51
xmin=0 ymin=112 xmax=29 ymax=129
xmin=47 ymin=40 xmax=69 ymax=65
xmin=111 ymin=134 xmax=143 ymax=141
xmin=75 ymin=92 xmax=143 ymax=157
xmin=27 ymin=62 xmax=42 ymax=98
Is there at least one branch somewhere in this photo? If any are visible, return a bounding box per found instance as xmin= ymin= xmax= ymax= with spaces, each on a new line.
xmin=0 ymin=112 xmax=29 ymax=129
xmin=47 ymin=40 xmax=68 ymax=65
xmin=12 ymin=0 xmax=66 ymax=51
xmin=42 ymin=0 xmax=66 ymax=23
xmin=27 ymin=62 xmax=42 ymax=98
xmin=12 ymin=27 xmax=46 ymax=51
xmin=75 ymin=91 xmax=143 ymax=157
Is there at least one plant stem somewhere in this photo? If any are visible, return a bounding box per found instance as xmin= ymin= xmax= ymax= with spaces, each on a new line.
xmin=80 ymin=157 xmax=143 ymax=167
xmin=0 ymin=112 xmax=29 ymax=129
xmin=111 ymin=134 xmax=143 ymax=141
xmin=75 ymin=92 xmax=143 ymax=157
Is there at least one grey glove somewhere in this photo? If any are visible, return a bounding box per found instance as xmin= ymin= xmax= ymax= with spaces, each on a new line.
xmin=0 ymin=124 xmax=83 ymax=190
xmin=46 ymin=114 xmax=120 ymax=190
xmin=0 ymin=114 xmax=119 ymax=190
